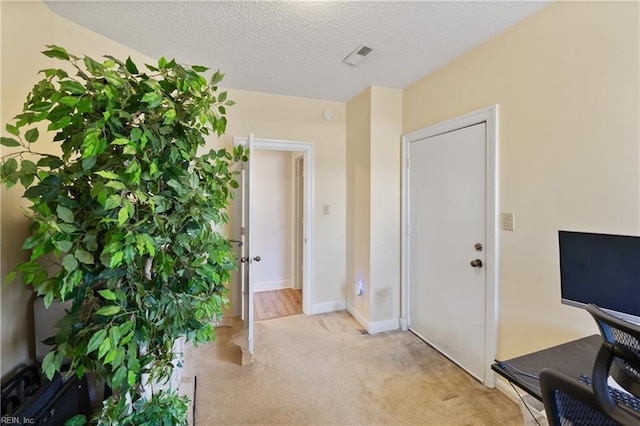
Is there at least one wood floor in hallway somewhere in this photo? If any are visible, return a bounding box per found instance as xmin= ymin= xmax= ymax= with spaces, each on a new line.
xmin=254 ymin=288 xmax=302 ymax=321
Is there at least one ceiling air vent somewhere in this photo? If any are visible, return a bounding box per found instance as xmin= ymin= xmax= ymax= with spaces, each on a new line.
xmin=343 ymin=44 xmax=374 ymax=66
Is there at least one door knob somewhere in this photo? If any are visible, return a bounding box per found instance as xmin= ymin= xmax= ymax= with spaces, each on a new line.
xmin=253 ymin=256 xmax=261 ymax=262
xmin=240 ymin=256 xmax=261 ymax=263
xmin=470 ymin=259 xmax=483 ymax=268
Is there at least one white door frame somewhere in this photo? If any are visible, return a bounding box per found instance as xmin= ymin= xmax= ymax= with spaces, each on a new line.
xmin=400 ymin=105 xmax=499 ymax=387
xmin=234 ymin=137 xmax=314 ymax=315
xmin=293 ymin=154 xmax=304 ymax=291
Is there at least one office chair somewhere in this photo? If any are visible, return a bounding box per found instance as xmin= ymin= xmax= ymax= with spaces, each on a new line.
xmin=540 ymin=368 xmax=620 ymax=425
xmin=587 ymin=304 xmax=640 ymax=425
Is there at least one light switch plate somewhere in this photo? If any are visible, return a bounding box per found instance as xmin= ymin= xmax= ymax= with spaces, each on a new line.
xmin=502 ymin=212 xmax=515 ymax=231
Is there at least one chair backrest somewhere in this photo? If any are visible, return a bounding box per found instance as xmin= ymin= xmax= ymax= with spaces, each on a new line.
xmin=587 ymin=304 xmax=640 ymax=396
xmin=587 ymin=304 xmax=640 ymax=424
xmin=540 ymin=368 xmax=620 ymax=426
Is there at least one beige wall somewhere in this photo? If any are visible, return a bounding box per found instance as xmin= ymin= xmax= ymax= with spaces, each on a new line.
xmin=0 ymin=1 xmax=51 ymax=379
xmin=369 ymin=87 xmax=402 ymax=323
xmin=403 ymin=1 xmax=640 ymax=359
xmin=346 ymin=88 xmax=372 ymax=320
xmin=252 ymin=150 xmax=294 ymax=291
xmin=345 ymin=86 xmax=402 ymax=328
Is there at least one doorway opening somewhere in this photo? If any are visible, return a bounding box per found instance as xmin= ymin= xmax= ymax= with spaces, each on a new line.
xmin=231 ymin=137 xmax=314 ymax=323
xmin=253 ymin=150 xmax=304 ymax=321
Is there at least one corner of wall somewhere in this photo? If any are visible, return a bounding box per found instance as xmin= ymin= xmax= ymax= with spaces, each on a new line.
xmin=313 ymin=300 xmax=347 ymax=315
xmin=346 ymin=302 xmax=400 ymax=334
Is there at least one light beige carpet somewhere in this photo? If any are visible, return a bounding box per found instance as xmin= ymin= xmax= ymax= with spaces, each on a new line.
xmin=184 ymin=311 xmax=523 ymax=426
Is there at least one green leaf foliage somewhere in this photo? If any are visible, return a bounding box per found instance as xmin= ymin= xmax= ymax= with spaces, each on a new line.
xmin=42 ymin=45 xmax=72 ymax=60
xmin=98 ymin=289 xmax=116 ymax=300
xmin=6 ymin=124 xmax=20 ymax=136
xmin=95 ymin=305 xmax=121 ymax=316
xmin=87 ymin=329 xmax=107 ymax=354
xmin=74 ymin=249 xmax=94 ymax=264
xmin=125 ymin=57 xmax=139 ymax=74
xmin=95 ymin=390 xmax=188 ymax=426
xmin=64 ymin=415 xmax=87 ymax=426
xmin=1 ymin=136 xmax=20 ymax=147
xmin=0 ymin=45 xmax=247 ymax=424
xmin=62 ymin=254 xmax=78 ymax=272
xmin=25 ymin=128 xmax=39 ymax=143
xmin=56 ymin=205 xmax=74 ymax=223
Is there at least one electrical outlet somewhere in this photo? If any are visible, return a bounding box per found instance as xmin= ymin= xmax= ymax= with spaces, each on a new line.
xmin=354 ymin=281 xmax=364 ymax=296
xmin=502 ymin=212 xmax=515 ymax=231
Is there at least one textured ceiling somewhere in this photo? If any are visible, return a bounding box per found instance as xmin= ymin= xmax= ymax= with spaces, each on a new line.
xmin=44 ymin=1 xmax=550 ymax=102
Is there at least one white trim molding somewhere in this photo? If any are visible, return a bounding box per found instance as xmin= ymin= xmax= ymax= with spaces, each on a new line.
xmin=254 ymin=280 xmax=293 ymax=292
xmin=368 ymin=318 xmax=400 ymax=335
xmin=346 ymin=303 xmax=400 ymax=334
xmin=312 ymin=300 xmax=346 ymax=314
xmin=400 ymin=105 xmax=500 ymax=388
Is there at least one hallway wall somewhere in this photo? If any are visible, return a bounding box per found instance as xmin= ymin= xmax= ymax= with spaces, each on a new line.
xmin=253 ymin=150 xmax=294 ymax=292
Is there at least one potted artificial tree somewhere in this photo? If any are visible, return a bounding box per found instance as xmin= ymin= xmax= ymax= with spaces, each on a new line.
xmin=0 ymin=45 xmax=246 ymax=425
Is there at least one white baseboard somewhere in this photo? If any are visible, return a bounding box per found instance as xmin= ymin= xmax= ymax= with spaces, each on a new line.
xmin=495 ymin=377 xmax=522 ymax=404
xmin=369 ymin=318 xmax=400 ymax=334
xmin=254 ymin=280 xmax=292 ymax=292
xmin=346 ymin=303 xmax=368 ymax=330
xmin=399 ymin=317 xmax=408 ymax=331
xmin=312 ymin=300 xmax=346 ymax=314
xmin=346 ymin=303 xmax=400 ymax=334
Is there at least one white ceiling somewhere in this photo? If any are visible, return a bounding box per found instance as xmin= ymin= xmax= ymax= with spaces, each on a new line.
xmin=44 ymin=0 xmax=551 ymax=102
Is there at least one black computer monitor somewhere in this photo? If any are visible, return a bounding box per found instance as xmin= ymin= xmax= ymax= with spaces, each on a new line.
xmin=558 ymin=230 xmax=640 ymax=324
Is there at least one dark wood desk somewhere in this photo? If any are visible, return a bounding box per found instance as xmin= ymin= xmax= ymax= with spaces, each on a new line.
xmin=491 ymin=334 xmax=602 ymax=401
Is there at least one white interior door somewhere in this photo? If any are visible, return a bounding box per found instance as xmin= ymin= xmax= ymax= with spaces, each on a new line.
xmin=235 ymin=133 xmax=256 ymax=364
xmin=408 ymin=123 xmax=487 ymax=381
